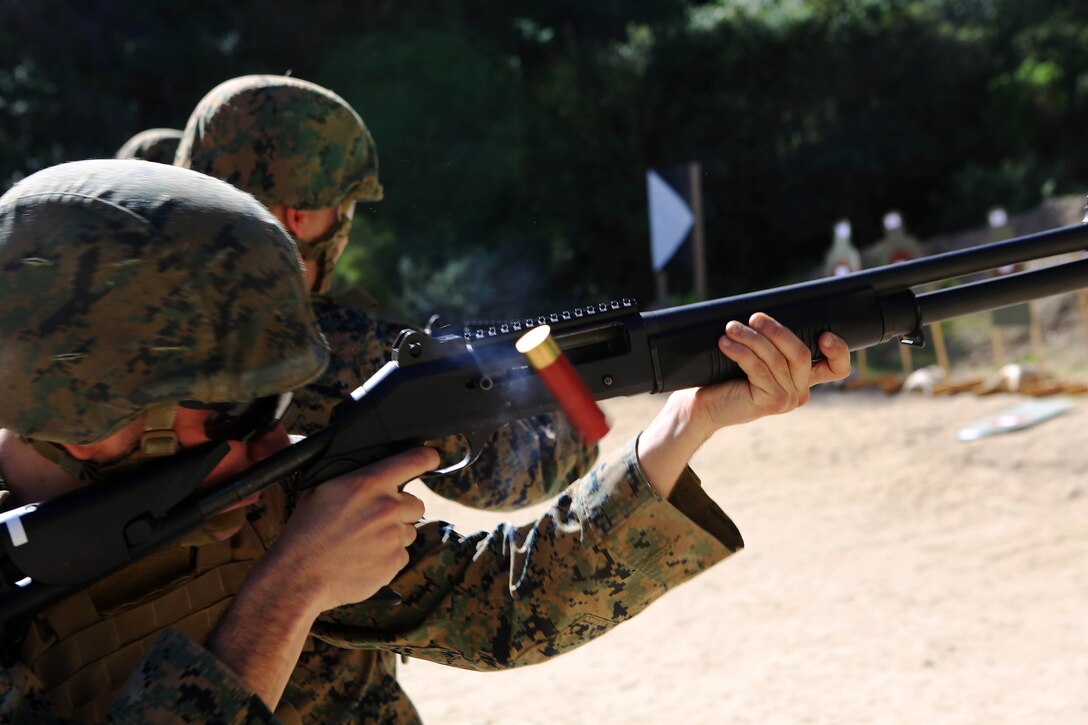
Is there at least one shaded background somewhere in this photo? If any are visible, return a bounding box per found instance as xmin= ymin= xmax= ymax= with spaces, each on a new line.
xmin=3 ymin=0 xmax=1088 ymax=321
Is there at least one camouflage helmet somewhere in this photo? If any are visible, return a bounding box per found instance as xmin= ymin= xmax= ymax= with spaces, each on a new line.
xmin=114 ymin=128 xmax=184 ymax=164
xmin=0 ymin=159 xmax=329 ymax=444
xmin=175 ymin=75 xmax=382 ymax=292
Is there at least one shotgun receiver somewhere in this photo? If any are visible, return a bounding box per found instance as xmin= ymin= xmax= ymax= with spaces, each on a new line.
xmin=4 ymin=221 xmax=1088 ymax=623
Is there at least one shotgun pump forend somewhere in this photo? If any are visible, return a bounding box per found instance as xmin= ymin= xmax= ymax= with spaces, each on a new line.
xmin=3 ymin=221 xmax=1088 ymax=624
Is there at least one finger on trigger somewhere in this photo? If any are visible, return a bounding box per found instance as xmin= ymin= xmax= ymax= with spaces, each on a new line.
xmin=365 ymin=447 xmax=441 ymax=492
xmin=400 ymin=492 xmax=426 ymax=523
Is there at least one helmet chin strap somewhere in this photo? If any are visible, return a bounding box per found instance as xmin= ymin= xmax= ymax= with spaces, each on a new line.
xmin=139 ymin=403 xmax=179 ymax=456
xmin=25 ymin=402 xmax=252 ymax=549
xmin=27 ymin=403 xmax=180 ymax=483
xmin=302 ymin=198 xmax=355 ymax=294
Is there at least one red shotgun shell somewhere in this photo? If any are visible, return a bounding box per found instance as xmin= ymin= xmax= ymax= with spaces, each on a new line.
xmin=516 ymin=324 xmax=611 ymax=444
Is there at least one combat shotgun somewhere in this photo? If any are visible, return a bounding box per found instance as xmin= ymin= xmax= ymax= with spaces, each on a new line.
xmin=4 ymin=220 xmax=1088 ymax=625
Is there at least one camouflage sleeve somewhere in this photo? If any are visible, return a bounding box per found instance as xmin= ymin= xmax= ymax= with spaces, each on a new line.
xmin=285 ymin=296 xmax=597 ymax=510
xmin=107 ymin=629 xmax=276 ymax=723
xmin=279 ymin=295 xmax=399 ymax=437
xmin=0 ymin=655 xmax=63 ymax=723
xmin=419 ymin=412 xmax=596 ymax=511
xmin=309 ymin=436 xmax=742 ymax=669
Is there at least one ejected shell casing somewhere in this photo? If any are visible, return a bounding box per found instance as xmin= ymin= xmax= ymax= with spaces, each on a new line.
xmin=516 ymin=324 xmax=610 ymax=444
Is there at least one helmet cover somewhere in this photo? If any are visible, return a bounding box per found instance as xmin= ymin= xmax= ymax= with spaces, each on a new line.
xmin=175 ymin=74 xmax=382 ymax=209
xmin=0 ymin=159 xmax=329 ymax=443
xmin=115 ymin=128 xmax=184 ymax=164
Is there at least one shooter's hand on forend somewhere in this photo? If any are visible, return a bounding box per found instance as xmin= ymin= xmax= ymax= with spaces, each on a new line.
xmin=636 ymin=313 xmax=850 ymax=498
xmin=698 ymin=312 xmax=852 ymax=432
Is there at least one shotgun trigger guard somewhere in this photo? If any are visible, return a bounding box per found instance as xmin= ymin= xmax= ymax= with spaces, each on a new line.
xmin=433 ymin=429 xmax=491 ymax=475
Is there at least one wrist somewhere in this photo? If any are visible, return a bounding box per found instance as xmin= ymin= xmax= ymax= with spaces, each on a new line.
xmin=206 ymin=554 xmax=324 ymax=709
xmin=636 ymin=390 xmax=712 ymax=498
xmin=651 ymin=389 xmax=715 ymax=450
xmin=242 ymin=547 xmax=328 ymax=624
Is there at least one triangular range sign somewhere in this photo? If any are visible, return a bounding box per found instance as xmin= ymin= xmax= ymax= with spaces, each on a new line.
xmin=646 ymin=170 xmax=694 ymax=271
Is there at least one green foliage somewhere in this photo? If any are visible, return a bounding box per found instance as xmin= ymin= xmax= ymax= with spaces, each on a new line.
xmin=329 ymin=211 xmax=401 ymax=310
xmin=4 ymin=1 xmax=1088 ymax=321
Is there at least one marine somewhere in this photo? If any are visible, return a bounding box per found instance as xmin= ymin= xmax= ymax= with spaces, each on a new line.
xmin=174 ymin=75 xmax=591 ymax=511
xmin=0 ymin=159 xmax=851 ymax=721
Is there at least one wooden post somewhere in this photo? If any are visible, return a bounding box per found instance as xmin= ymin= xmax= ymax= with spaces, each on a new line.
xmin=1029 ymin=304 xmax=1046 ymax=373
xmin=1078 ymin=290 xmax=1088 ymax=354
xmin=930 ymin=323 xmax=950 ymax=373
xmin=856 ymin=348 xmax=868 ymax=380
xmin=688 ymin=162 xmax=707 ymax=300
xmin=991 ymin=325 xmax=1006 ymax=366
xmin=899 ymin=344 xmax=913 ymax=376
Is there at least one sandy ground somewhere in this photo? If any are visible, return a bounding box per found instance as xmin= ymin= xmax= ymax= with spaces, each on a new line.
xmin=399 ymin=384 xmax=1088 ymax=724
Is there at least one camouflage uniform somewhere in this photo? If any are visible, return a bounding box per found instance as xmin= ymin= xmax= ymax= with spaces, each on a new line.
xmin=1 ymin=446 xmax=740 ymax=723
xmin=113 ymin=128 xmax=184 ymax=165
xmin=176 ymin=75 xmax=594 ymax=511
xmin=0 ymin=160 xmax=744 ymax=723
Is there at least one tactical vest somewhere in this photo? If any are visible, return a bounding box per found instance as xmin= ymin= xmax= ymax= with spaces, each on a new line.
xmin=0 ymin=474 xmax=406 ymax=724
xmin=17 ymin=488 xmax=288 ymax=723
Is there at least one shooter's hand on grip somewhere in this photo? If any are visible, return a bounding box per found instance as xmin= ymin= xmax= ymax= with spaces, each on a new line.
xmin=206 ymin=447 xmax=435 ymax=709
xmin=637 ymin=312 xmax=850 ymax=499
xmin=272 ymin=446 xmax=433 ymax=610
